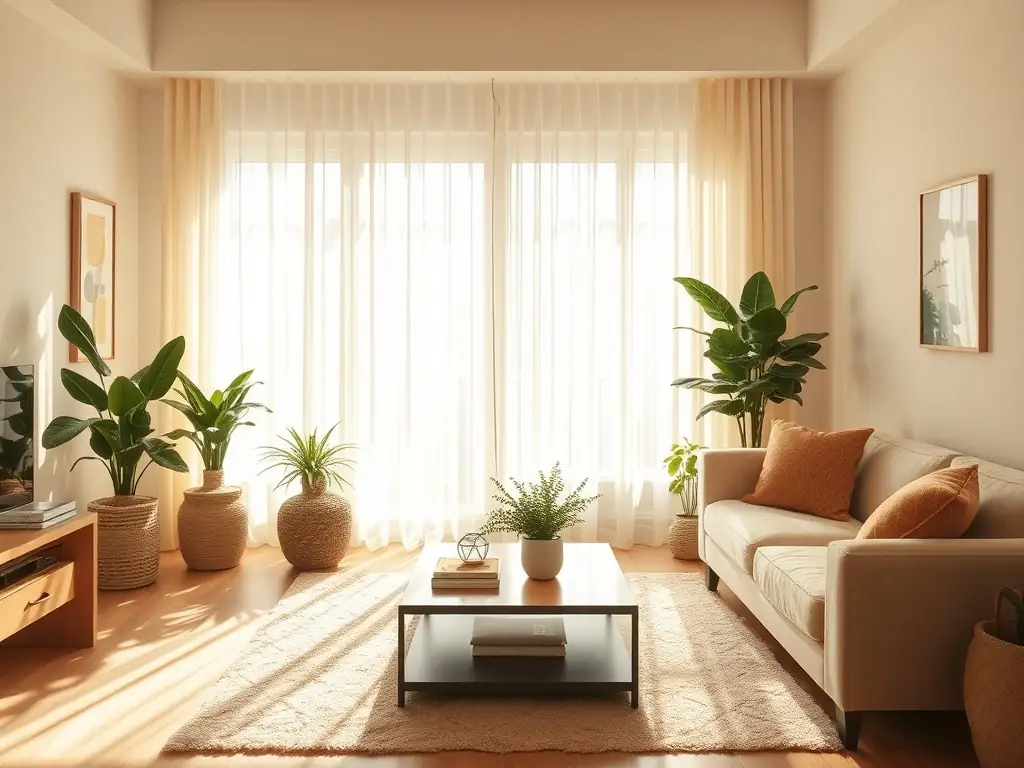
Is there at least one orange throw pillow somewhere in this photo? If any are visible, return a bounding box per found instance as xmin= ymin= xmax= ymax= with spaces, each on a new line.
xmin=857 ymin=465 xmax=980 ymax=539
xmin=743 ymin=419 xmax=874 ymax=521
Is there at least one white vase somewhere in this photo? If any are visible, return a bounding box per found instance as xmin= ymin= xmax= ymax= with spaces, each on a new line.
xmin=520 ymin=536 xmax=563 ymax=580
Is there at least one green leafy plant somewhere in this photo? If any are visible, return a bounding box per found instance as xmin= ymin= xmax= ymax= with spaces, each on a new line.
xmin=921 ymin=258 xmax=948 ymax=346
xmin=162 ymin=370 xmax=270 ymax=471
xmin=996 ymin=588 xmax=1024 ymax=646
xmin=41 ymin=305 xmax=189 ymax=496
xmin=664 ymin=438 xmax=703 ymax=516
xmin=672 ymin=271 xmax=828 ymax=448
xmin=479 ymin=463 xmax=600 ymax=541
xmin=259 ymin=425 xmax=355 ymax=492
xmin=0 ymin=366 xmax=34 ymax=487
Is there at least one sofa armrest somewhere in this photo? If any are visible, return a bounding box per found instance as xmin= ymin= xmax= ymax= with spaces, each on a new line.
xmin=825 ymin=538 xmax=1024 ymax=712
xmin=697 ymin=449 xmax=766 ymax=560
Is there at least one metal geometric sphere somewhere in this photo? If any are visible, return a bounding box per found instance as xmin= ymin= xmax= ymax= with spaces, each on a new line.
xmin=457 ymin=532 xmax=490 ymax=563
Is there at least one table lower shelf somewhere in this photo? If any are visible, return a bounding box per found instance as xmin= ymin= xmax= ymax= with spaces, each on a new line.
xmin=400 ymin=613 xmax=635 ymax=703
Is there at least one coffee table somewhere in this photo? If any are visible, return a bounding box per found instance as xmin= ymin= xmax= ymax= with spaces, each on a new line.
xmin=397 ymin=542 xmax=639 ymax=707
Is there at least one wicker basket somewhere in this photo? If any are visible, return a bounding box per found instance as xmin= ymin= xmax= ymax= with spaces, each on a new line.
xmin=90 ymin=495 xmax=160 ymax=590
xmin=178 ymin=470 xmax=248 ymax=571
xmin=668 ymin=515 xmax=699 ymax=560
xmin=277 ymin=479 xmax=352 ymax=570
xmin=965 ymin=621 xmax=1024 ymax=768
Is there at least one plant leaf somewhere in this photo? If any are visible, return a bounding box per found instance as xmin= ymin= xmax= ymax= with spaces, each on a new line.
xmin=770 ymin=363 xmax=810 ymax=379
xmin=746 ymin=307 xmax=787 ymax=341
xmin=60 ymin=369 xmax=108 ymax=412
xmin=141 ymin=437 xmax=189 ymax=473
xmin=795 ymin=356 xmax=827 ymax=370
xmin=108 ymin=377 xmax=145 ymax=416
xmin=779 ymin=285 xmax=818 ymax=316
xmin=42 ymin=416 xmax=99 ymax=449
xmin=780 ymin=342 xmax=822 ymax=361
xmin=695 ymin=399 xmax=745 ymax=421
xmin=139 ymin=337 xmax=186 ymax=400
xmin=58 ymin=305 xmax=110 ymax=377
xmin=672 ymin=325 xmax=711 ymax=337
xmin=674 ymin=277 xmax=739 ymax=326
xmin=739 ymin=271 xmax=776 ymax=317
xmin=782 ymin=332 xmax=829 ymax=347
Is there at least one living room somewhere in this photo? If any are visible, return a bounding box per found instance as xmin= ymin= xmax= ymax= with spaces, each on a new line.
xmin=0 ymin=0 xmax=1021 ymax=766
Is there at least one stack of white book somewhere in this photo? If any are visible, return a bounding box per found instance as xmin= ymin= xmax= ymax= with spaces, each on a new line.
xmin=431 ymin=557 xmax=500 ymax=590
xmin=0 ymin=501 xmax=75 ymax=530
xmin=471 ymin=616 xmax=567 ymax=657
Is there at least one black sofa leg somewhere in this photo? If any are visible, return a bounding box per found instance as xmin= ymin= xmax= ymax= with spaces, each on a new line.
xmin=704 ymin=565 xmax=719 ymax=592
xmin=836 ymin=707 xmax=863 ymax=750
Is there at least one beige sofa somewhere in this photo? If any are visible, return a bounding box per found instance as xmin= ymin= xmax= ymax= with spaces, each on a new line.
xmin=697 ymin=433 xmax=1024 ymax=749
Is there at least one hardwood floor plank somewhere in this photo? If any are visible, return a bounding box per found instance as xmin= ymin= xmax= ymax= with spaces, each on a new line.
xmin=0 ymin=545 xmax=977 ymax=767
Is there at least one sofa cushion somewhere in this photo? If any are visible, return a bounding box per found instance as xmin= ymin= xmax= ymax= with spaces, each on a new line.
xmin=954 ymin=457 xmax=1024 ymax=538
xmin=849 ymin=433 xmax=959 ymax=522
xmin=857 ymin=465 xmax=979 ymax=539
xmin=703 ymin=499 xmax=861 ymax=573
xmin=753 ymin=546 xmax=827 ymax=641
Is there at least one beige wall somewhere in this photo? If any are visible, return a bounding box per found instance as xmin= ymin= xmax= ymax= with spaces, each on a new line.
xmin=825 ymin=0 xmax=1023 ymax=466
xmin=0 ymin=3 xmax=140 ymax=509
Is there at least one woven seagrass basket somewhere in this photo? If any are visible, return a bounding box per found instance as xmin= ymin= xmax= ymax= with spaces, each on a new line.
xmin=277 ymin=479 xmax=352 ymax=570
xmin=668 ymin=515 xmax=699 ymax=560
xmin=178 ymin=470 xmax=248 ymax=571
xmin=90 ymin=495 xmax=160 ymax=590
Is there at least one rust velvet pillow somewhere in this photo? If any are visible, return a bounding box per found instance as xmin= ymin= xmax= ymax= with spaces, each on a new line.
xmin=743 ymin=419 xmax=874 ymax=521
xmin=856 ymin=465 xmax=980 ymax=539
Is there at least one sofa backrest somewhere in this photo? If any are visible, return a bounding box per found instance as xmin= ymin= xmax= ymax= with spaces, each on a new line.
xmin=849 ymin=433 xmax=958 ymax=522
xmin=953 ymin=456 xmax=1024 ymax=538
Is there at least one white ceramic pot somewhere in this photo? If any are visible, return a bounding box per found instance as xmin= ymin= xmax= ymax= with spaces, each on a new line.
xmin=520 ymin=536 xmax=563 ymax=580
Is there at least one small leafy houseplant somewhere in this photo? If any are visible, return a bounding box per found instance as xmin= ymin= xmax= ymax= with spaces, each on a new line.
xmin=964 ymin=587 xmax=1024 ymax=767
xmin=672 ymin=271 xmax=828 ymax=448
xmin=259 ymin=425 xmax=356 ymax=570
xmin=0 ymin=366 xmax=34 ymax=499
xmin=41 ymin=305 xmax=188 ymax=589
xmin=664 ymin=438 xmax=704 ymax=560
xmin=480 ymin=462 xmax=600 ymax=580
xmin=164 ymin=370 xmax=271 ymax=571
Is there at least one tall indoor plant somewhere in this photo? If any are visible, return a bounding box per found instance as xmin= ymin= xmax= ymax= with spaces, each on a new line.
xmin=964 ymin=587 xmax=1024 ymax=768
xmin=664 ymin=438 xmax=703 ymax=560
xmin=480 ymin=463 xmax=599 ymax=580
xmin=163 ymin=370 xmax=270 ymax=571
xmin=0 ymin=365 xmax=34 ymax=503
xmin=672 ymin=271 xmax=828 ymax=448
xmin=259 ymin=425 xmax=355 ymax=570
xmin=42 ymin=305 xmax=189 ymax=589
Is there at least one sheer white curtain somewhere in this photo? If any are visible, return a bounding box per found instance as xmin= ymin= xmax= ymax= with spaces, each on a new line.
xmin=205 ymin=81 xmax=695 ymax=550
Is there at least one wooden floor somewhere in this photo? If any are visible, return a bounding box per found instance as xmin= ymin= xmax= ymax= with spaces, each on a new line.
xmin=0 ymin=545 xmax=977 ymax=768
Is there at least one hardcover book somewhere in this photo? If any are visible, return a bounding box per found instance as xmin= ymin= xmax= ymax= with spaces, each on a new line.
xmin=433 ymin=557 xmax=499 ymax=579
xmin=430 ymin=578 xmax=500 ymax=590
xmin=471 ymin=616 xmax=566 ymax=647
xmin=472 ymin=645 xmax=566 ymax=658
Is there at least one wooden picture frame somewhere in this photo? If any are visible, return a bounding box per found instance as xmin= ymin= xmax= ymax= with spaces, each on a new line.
xmin=70 ymin=192 xmax=116 ymax=361
xmin=919 ymin=174 xmax=988 ymax=352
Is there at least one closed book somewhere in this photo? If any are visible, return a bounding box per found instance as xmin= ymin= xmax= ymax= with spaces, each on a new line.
xmin=431 ymin=578 xmax=500 ymax=590
xmin=0 ymin=501 xmax=74 ymax=522
xmin=433 ymin=557 xmax=499 ymax=579
xmin=471 ymin=616 xmax=566 ymax=647
xmin=472 ymin=645 xmax=566 ymax=658
xmin=0 ymin=511 xmax=75 ymax=530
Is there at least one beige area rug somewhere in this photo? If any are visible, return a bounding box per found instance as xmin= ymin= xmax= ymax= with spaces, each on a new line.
xmin=164 ymin=570 xmax=842 ymax=755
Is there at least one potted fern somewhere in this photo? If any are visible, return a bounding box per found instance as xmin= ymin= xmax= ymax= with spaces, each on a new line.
xmin=664 ymin=438 xmax=703 ymax=560
xmin=964 ymin=587 xmax=1024 ymax=768
xmin=259 ymin=425 xmax=355 ymax=570
xmin=163 ymin=370 xmax=270 ymax=571
xmin=480 ymin=463 xmax=599 ymax=580
xmin=42 ymin=306 xmax=189 ymax=590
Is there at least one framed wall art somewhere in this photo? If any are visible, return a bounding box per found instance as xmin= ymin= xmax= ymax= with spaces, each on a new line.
xmin=919 ymin=174 xmax=988 ymax=352
xmin=70 ymin=192 xmax=116 ymax=361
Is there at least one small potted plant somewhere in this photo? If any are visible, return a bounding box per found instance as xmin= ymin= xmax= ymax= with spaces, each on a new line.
xmin=42 ymin=305 xmax=189 ymax=590
xmin=480 ymin=462 xmax=599 ymax=581
xmin=0 ymin=365 xmax=34 ymax=502
xmin=163 ymin=370 xmax=270 ymax=571
xmin=964 ymin=587 xmax=1024 ymax=768
xmin=664 ymin=438 xmax=703 ymax=560
xmin=259 ymin=425 xmax=355 ymax=570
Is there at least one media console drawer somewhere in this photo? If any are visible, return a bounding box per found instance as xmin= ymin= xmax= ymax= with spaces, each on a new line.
xmin=0 ymin=561 xmax=75 ymax=642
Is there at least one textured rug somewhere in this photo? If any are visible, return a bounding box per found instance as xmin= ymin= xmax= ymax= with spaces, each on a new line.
xmin=164 ymin=570 xmax=842 ymax=755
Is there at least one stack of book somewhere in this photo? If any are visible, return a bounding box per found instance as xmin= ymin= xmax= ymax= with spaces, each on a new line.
xmin=431 ymin=557 xmax=500 ymax=590
xmin=471 ymin=616 xmax=567 ymax=657
xmin=0 ymin=501 xmax=75 ymax=530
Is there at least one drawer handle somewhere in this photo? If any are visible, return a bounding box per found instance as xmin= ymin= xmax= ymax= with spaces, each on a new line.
xmin=27 ymin=592 xmax=51 ymax=607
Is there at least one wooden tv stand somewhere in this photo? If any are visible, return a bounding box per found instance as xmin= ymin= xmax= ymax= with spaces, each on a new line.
xmin=0 ymin=511 xmax=97 ymax=649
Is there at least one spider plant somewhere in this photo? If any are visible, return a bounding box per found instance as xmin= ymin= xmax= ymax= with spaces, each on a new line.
xmin=258 ymin=424 xmax=355 ymax=493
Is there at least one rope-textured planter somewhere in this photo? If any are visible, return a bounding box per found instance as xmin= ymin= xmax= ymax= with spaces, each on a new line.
xmin=178 ymin=470 xmax=248 ymax=571
xmin=965 ymin=621 xmax=1024 ymax=768
xmin=278 ymin=480 xmax=352 ymax=570
xmin=90 ymin=495 xmax=160 ymax=590
xmin=668 ymin=515 xmax=699 ymax=560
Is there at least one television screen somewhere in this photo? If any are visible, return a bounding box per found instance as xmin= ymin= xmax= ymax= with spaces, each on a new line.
xmin=0 ymin=365 xmax=34 ymax=512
